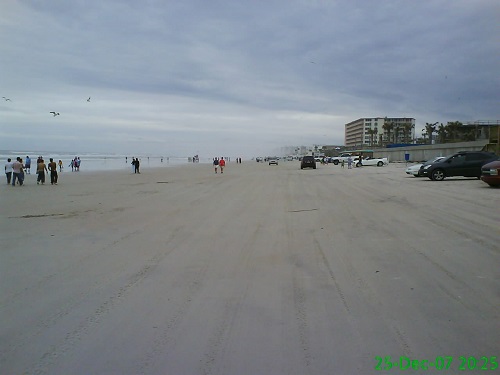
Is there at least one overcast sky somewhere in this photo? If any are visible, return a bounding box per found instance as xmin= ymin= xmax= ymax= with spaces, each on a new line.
xmin=1 ymin=0 xmax=499 ymax=158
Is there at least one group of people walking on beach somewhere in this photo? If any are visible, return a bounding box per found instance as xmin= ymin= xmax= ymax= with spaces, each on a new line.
xmin=69 ymin=157 xmax=81 ymax=171
xmin=5 ymin=155 xmax=67 ymax=186
xmin=213 ymin=157 xmax=226 ymax=173
xmin=131 ymin=158 xmax=140 ymax=173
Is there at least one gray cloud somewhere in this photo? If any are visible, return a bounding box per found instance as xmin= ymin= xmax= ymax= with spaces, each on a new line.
xmin=1 ymin=0 xmax=498 ymax=157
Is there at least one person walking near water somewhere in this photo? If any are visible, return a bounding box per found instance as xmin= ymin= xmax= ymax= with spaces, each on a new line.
xmin=131 ymin=157 xmax=140 ymax=173
xmin=135 ymin=158 xmax=140 ymax=173
xmin=5 ymin=158 xmax=13 ymax=184
xmin=48 ymin=158 xmax=58 ymax=185
xmin=37 ymin=158 xmax=48 ymax=184
xmin=11 ymin=157 xmax=24 ymax=186
xmin=213 ymin=157 xmax=219 ymax=173
xmin=25 ymin=156 xmax=31 ymax=174
xmin=219 ymin=157 xmax=226 ymax=173
xmin=58 ymin=159 xmax=63 ymax=172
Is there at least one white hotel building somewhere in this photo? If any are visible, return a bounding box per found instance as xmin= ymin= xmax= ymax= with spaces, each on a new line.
xmin=345 ymin=117 xmax=416 ymax=148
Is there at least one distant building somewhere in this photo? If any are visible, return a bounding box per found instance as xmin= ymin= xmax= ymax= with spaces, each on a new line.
xmin=345 ymin=117 xmax=416 ymax=148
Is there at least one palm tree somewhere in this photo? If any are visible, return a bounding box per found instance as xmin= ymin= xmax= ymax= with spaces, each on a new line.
xmin=451 ymin=121 xmax=464 ymax=141
xmin=367 ymin=128 xmax=376 ymax=146
xmin=437 ymin=123 xmax=446 ymax=143
xmin=425 ymin=122 xmax=438 ymax=144
xmin=393 ymin=124 xmax=401 ymax=144
xmin=445 ymin=121 xmax=463 ymax=142
xmin=402 ymin=122 xmax=414 ymax=143
xmin=382 ymin=119 xmax=394 ymax=145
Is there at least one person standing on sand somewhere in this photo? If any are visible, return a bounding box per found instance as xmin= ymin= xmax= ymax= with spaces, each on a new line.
xmin=219 ymin=157 xmax=226 ymax=173
xmin=48 ymin=158 xmax=58 ymax=185
xmin=11 ymin=157 xmax=24 ymax=186
xmin=213 ymin=157 xmax=219 ymax=173
xmin=37 ymin=158 xmax=48 ymax=184
xmin=58 ymin=160 xmax=63 ymax=172
xmin=5 ymin=158 xmax=13 ymax=184
xmin=135 ymin=158 xmax=140 ymax=174
xmin=347 ymin=156 xmax=353 ymax=169
xmin=24 ymin=156 xmax=31 ymax=174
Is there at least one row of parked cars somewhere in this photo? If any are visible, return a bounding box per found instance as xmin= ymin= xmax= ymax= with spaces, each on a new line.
xmin=405 ymin=151 xmax=500 ymax=187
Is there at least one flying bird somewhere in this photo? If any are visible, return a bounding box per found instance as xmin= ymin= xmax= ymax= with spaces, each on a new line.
xmin=87 ymin=97 xmax=91 ymax=102
xmin=2 ymin=97 xmax=11 ymax=101
xmin=49 ymin=112 xmax=60 ymax=117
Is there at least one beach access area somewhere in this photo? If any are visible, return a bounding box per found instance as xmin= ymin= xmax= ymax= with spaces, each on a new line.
xmin=1 ymin=161 xmax=498 ymax=374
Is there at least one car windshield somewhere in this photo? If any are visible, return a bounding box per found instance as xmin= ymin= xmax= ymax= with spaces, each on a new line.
xmin=423 ymin=156 xmax=445 ymax=165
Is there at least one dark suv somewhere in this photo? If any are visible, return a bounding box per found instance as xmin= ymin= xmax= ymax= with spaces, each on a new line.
xmin=419 ymin=151 xmax=499 ymax=181
xmin=300 ymin=156 xmax=316 ymax=169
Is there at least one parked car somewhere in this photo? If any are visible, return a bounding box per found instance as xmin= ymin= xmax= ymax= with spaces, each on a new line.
xmin=300 ymin=155 xmax=316 ymax=169
xmin=268 ymin=157 xmax=278 ymax=165
xmin=480 ymin=160 xmax=500 ymax=187
xmin=330 ymin=153 xmax=353 ymax=165
xmin=405 ymin=156 xmax=446 ymax=177
xmin=353 ymin=156 xmax=388 ymax=167
xmin=419 ymin=151 xmax=499 ymax=181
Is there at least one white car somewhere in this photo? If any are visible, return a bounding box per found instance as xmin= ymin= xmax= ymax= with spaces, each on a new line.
xmin=405 ymin=163 xmax=423 ymax=176
xmin=405 ymin=156 xmax=446 ymax=177
xmin=353 ymin=157 xmax=388 ymax=167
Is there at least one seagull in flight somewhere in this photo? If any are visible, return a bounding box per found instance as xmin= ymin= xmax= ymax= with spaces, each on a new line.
xmin=2 ymin=96 xmax=11 ymax=101
xmin=49 ymin=112 xmax=60 ymax=117
xmin=87 ymin=97 xmax=91 ymax=102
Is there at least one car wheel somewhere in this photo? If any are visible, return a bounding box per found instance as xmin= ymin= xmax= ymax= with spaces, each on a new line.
xmin=356 ymin=163 xmax=361 ymax=167
xmin=431 ymin=169 xmax=445 ymax=181
xmin=377 ymin=161 xmax=383 ymax=166
xmin=333 ymin=160 xmax=339 ymax=165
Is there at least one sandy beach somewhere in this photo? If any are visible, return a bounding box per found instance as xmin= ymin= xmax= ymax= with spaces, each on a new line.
xmin=1 ymin=161 xmax=499 ymax=374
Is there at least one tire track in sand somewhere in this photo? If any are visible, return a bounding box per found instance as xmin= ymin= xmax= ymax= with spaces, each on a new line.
xmin=23 ymin=225 xmax=185 ymax=375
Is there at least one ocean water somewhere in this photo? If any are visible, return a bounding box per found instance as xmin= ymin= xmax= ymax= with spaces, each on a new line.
xmin=1 ymin=150 xmax=207 ymax=172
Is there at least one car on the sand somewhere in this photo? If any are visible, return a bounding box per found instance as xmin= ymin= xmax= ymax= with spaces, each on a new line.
xmin=300 ymin=156 xmax=316 ymax=169
xmin=419 ymin=151 xmax=499 ymax=181
xmin=268 ymin=157 xmax=278 ymax=165
xmin=330 ymin=153 xmax=353 ymax=165
xmin=480 ymin=160 xmax=500 ymax=187
xmin=405 ymin=156 xmax=446 ymax=177
xmin=353 ymin=156 xmax=388 ymax=167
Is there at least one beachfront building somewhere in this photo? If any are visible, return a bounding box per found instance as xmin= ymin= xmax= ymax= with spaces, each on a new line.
xmin=345 ymin=117 xmax=416 ymax=148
